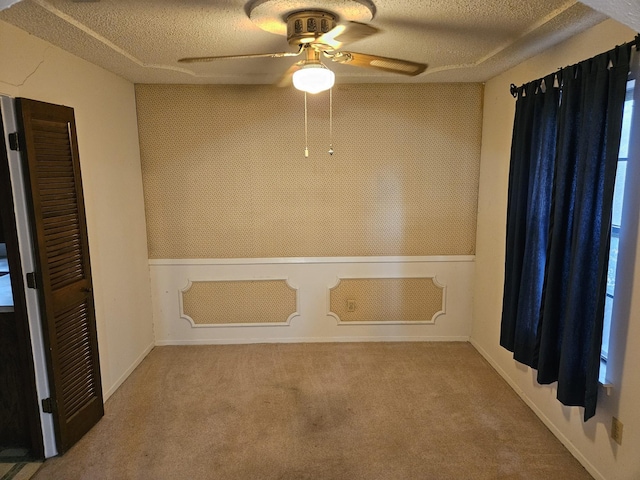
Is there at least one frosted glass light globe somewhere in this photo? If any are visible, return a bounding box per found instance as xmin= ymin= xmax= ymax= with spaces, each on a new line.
xmin=292 ymin=64 xmax=335 ymax=94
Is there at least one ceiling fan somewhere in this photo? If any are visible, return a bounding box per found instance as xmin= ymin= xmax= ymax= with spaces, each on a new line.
xmin=178 ymin=7 xmax=427 ymax=94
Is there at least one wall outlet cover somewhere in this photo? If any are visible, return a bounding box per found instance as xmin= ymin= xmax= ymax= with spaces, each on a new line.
xmin=346 ymin=299 xmax=356 ymax=312
xmin=611 ymin=417 xmax=623 ymax=445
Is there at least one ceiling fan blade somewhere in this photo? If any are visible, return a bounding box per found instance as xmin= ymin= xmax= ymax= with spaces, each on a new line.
xmin=314 ymin=21 xmax=379 ymax=51
xmin=276 ymin=61 xmax=304 ymax=88
xmin=330 ymin=52 xmax=427 ymax=76
xmin=178 ymin=51 xmax=301 ymax=64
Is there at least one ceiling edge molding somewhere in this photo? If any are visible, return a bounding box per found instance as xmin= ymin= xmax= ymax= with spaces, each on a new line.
xmin=423 ymin=0 xmax=595 ymax=77
xmin=31 ymin=0 xmax=202 ymax=77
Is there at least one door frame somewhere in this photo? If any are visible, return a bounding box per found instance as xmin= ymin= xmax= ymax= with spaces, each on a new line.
xmin=1 ymin=95 xmax=57 ymax=458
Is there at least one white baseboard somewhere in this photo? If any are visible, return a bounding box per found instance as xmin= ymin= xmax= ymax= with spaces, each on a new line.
xmin=103 ymin=341 xmax=155 ymax=401
xmin=155 ymin=335 xmax=471 ymax=346
xmin=469 ymin=338 xmax=605 ymax=480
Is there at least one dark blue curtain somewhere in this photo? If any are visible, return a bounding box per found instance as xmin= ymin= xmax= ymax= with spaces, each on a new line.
xmin=501 ymin=44 xmax=631 ymax=421
xmin=501 ymin=75 xmax=559 ymax=363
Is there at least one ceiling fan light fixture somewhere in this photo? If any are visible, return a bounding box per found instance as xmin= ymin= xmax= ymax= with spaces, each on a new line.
xmin=292 ymin=63 xmax=335 ymax=94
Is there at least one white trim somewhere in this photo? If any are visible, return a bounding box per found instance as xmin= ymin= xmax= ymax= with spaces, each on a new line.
xmin=469 ymin=339 xmax=605 ymax=480
xmin=178 ymin=277 xmax=300 ymax=328
xmin=103 ymin=341 xmax=154 ymax=401
xmin=149 ymin=255 xmax=475 ymax=266
xmin=156 ymin=335 xmax=471 ymax=346
xmin=433 ymin=275 xmax=447 ymax=322
xmin=327 ymin=275 xmax=447 ymax=325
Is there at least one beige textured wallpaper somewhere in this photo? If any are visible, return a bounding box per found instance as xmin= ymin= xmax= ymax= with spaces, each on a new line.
xmin=182 ymin=280 xmax=296 ymax=324
xmin=330 ymin=278 xmax=444 ymax=322
xmin=136 ymin=83 xmax=482 ymax=258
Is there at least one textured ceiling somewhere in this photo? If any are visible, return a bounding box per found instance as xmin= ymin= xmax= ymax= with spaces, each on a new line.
xmin=580 ymin=0 xmax=640 ymax=33
xmin=0 ymin=0 xmax=608 ymax=84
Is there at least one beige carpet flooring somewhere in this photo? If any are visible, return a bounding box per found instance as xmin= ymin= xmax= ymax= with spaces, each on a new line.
xmin=34 ymin=343 xmax=593 ymax=479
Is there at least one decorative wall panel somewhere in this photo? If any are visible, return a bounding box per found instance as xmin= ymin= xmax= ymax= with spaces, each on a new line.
xmin=136 ymin=83 xmax=483 ymax=258
xmin=329 ymin=277 xmax=445 ymax=323
xmin=180 ymin=279 xmax=297 ymax=325
xmin=150 ymin=256 xmax=473 ymax=344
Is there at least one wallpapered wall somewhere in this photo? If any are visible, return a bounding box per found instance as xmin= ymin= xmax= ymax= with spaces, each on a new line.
xmin=182 ymin=280 xmax=297 ymax=324
xmin=136 ymin=83 xmax=482 ymax=259
xmin=330 ymin=277 xmax=444 ymax=323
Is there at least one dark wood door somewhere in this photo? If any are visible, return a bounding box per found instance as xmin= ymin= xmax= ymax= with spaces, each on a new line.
xmin=16 ymin=98 xmax=103 ymax=454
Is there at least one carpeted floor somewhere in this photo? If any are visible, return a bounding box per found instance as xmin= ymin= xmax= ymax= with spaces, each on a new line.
xmin=33 ymin=342 xmax=593 ymax=479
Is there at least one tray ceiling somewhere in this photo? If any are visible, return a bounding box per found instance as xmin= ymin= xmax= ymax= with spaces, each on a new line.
xmin=0 ymin=0 xmax=607 ymax=84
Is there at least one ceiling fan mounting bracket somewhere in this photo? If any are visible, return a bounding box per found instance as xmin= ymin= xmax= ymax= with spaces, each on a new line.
xmin=285 ymin=11 xmax=337 ymax=46
xmin=248 ymin=0 xmax=375 ymax=37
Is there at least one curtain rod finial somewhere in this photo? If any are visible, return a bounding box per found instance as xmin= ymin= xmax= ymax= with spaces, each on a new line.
xmin=510 ymin=84 xmax=518 ymax=98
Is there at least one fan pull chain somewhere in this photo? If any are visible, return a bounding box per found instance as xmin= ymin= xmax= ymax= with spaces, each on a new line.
xmin=304 ymin=91 xmax=309 ymax=158
xmin=329 ymin=88 xmax=334 ymax=155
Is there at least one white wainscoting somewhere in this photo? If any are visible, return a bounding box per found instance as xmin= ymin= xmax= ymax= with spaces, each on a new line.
xmin=149 ymin=256 xmax=474 ymax=345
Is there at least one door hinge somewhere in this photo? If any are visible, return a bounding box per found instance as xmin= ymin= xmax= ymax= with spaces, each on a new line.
xmin=26 ymin=272 xmax=38 ymax=289
xmin=42 ymin=397 xmax=54 ymax=413
xmin=8 ymin=132 xmax=20 ymax=151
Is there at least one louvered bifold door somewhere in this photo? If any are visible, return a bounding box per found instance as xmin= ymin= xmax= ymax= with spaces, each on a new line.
xmin=16 ymin=98 xmax=103 ymax=454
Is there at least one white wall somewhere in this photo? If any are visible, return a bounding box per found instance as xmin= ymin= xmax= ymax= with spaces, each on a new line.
xmin=473 ymin=18 xmax=640 ymax=480
xmin=0 ymin=20 xmax=155 ymax=400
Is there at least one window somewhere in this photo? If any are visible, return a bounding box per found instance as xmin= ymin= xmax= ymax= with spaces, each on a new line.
xmin=0 ymin=240 xmax=13 ymax=310
xmin=600 ymin=80 xmax=636 ymax=382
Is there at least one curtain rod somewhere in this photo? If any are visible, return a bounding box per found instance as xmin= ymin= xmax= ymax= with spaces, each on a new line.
xmin=509 ymin=33 xmax=640 ymax=98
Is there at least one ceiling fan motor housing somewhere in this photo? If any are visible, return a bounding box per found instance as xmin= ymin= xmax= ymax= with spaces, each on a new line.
xmin=286 ymin=11 xmax=337 ymax=46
